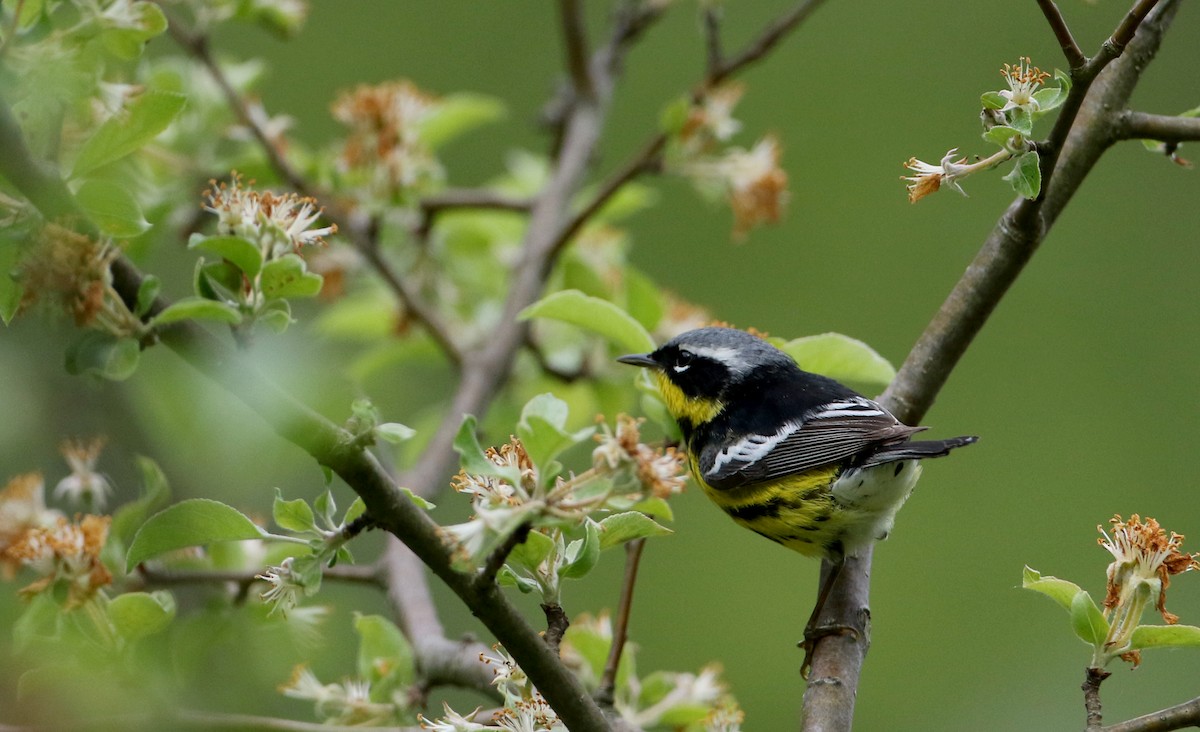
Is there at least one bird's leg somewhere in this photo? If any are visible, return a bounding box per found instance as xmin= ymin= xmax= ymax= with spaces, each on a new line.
xmin=799 ymin=557 xmax=859 ymax=679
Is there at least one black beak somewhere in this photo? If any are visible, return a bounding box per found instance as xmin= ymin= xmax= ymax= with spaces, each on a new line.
xmin=616 ymin=353 xmax=657 ymax=368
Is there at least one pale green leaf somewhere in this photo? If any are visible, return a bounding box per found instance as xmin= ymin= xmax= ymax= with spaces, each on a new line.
xmin=1021 ymin=566 xmax=1084 ymax=612
xmin=1003 ymin=151 xmax=1041 ymax=199
xmin=188 ymin=233 xmax=263 ymax=278
xmin=108 ymin=591 xmax=175 ymax=641
xmin=598 ymin=512 xmax=672 ymax=550
xmin=561 ymin=520 xmax=601 ymax=579
xmin=261 ymin=254 xmax=323 ymax=299
xmin=64 ymin=332 xmax=140 ymax=381
xmin=111 ymin=456 xmax=171 ymax=546
xmin=273 ymin=489 xmax=316 ymax=534
xmin=126 ymin=499 xmax=266 ymax=571
xmin=1070 ymin=590 xmax=1109 ymax=646
xmin=419 ymin=93 xmax=506 ymax=149
xmin=150 ymin=297 xmax=243 ymax=327
xmin=354 ymin=614 xmax=416 ymax=695
xmin=778 ymin=333 xmax=896 ymax=388
xmin=519 ymin=289 xmax=655 ymax=354
xmin=71 ymin=90 xmax=187 ymax=178
xmin=1129 ymin=624 xmax=1200 ymax=651
xmin=75 ymin=180 xmax=150 ymax=237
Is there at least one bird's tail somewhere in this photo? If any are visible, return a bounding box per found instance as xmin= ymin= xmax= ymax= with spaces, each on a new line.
xmin=862 ymin=435 xmax=978 ymax=467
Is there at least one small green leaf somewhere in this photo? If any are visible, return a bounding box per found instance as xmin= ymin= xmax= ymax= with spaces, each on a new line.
xmin=343 ymin=497 xmax=367 ymax=525
xmin=778 ymin=333 xmax=896 ymax=388
xmin=354 ymin=614 xmax=416 ymax=697
xmin=418 ymin=93 xmax=506 ymax=150
xmin=111 ymin=456 xmax=172 ymax=546
xmin=1003 ymin=150 xmax=1041 ymax=199
xmin=259 ymin=300 xmax=293 ymax=333
xmin=65 ymin=332 xmax=140 ymax=381
xmin=150 ymin=297 xmax=243 ymax=327
xmin=376 ymin=422 xmax=416 ymax=444
xmin=660 ymin=95 xmax=692 ymax=135
xmin=71 ymin=90 xmax=187 ymax=178
xmin=598 ymin=512 xmax=672 ymax=550
xmin=1021 ymin=566 xmax=1084 ymax=612
xmin=1069 ymin=590 xmax=1109 ymax=646
xmin=99 ymin=1 xmax=168 ymax=60
xmin=126 ymin=499 xmax=266 ymax=571
xmin=1129 ymin=624 xmax=1200 ymax=651
xmin=980 ymin=91 xmax=1007 ymax=110
xmin=561 ymin=521 xmax=601 ymax=579
xmin=1032 ymin=86 xmax=1065 ymax=115
xmin=188 ymin=233 xmax=264 ymax=278
xmin=1007 ymin=106 xmax=1034 ymax=136
xmin=135 ymin=275 xmax=160 ymax=317
xmin=983 ymin=125 xmax=1022 ymax=148
xmin=194 ymin=259 xmax=243 ymax=303
xmin=629 ymin=496 xmax=674 ymax=522
xmin=507 ymin=529 xmax=556 ymax=570
xmin=273 ymin=489 xmax=316 ymax=534
xmin=108 ymin=591 xmax=175 ymax=641
xmin=519 ymin=289 xmax=655 ymax=355
xmin=75 ymin=180 xmax=151 ymax=237
xmin=517 ymin=393 xmax=594 ymax=473
xmin=313 ymin=490 xmax=336 ymax=526
xmin=400 ymin=487 xmax=435 ymax=510
xmin=261 ymin=254 xmax=323 ymax=299
xmin=453 ymin=415 xmax=522 ymax=484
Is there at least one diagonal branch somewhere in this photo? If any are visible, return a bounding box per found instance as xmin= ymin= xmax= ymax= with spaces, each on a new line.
xmin=559 ymin=0 xmax=596 ymax=99
xmin=1103 ymin=695 xmax=1200 ymax=732
xmin=1114 ymin=111 xmax=1200 ymax=143
xmin=1036 ymin=0 xmax=1087 ymax=69
xmin=801 ymin=1 xmax=1179 ymax=729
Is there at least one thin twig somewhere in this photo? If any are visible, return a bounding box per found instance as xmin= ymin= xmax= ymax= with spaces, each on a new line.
xmin=596 ymin=538 xmax=646 ymax=707
xmin=703 ymin=6 xmax=724 ymax=76
xmin=1115 ymin=111 xmax=1200 ymax=143
xmin=476 ymin=521 xmax=533 ymax=591
xmin=137 ymin=563 xmax=382 ymax=589
xmin=1036 ymin=0 xmax=1087 ymax=68
xmin=708 ymin=0 xmax=830 ymax=86
xmin=415 ymin=189 xmax=532 ymax=240
xmin=1083 ymin=667 xmax=1111 ymax=730
xmin=559 ymin=0 xmax=596 ymax=99
xmin=1112 ymin=0 xmax=1161 ymax=50
xmin=1104 ymin=695 xmax=1200 ymax=732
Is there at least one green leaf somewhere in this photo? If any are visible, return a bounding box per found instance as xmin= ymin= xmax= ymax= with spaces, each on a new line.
xmin=453 ymin=415 xmax=522 ymax=484
xmin=1021 ymin=566 xmax=1083 ymax=612
xmin=1007 ymin=106 xmax=1034 ymax=136
xmin=107 ymin=591 xmax=175 ymax=641
xmin=400 ymin=487 xmax=435 ymax=511
xmin=778 ymin=333 xmax=896 ymax=388
xmin=188 ymin=233 xmax=264 ymax=278
xmin=259 ymin=300 xmax=293 ymax=333
xmin=1069 ymin=590 xmax=1109 ymax=646
xmin=629 ymin=496 xmax=674 ymax=523
xmin=71 ymin=90 xmax=187 ymax=178
xmin=507 ymin=529 xmax=556 ymax=570
xmin=980 ymin=91 xmax=1007 ymax=110
xmin=343 ymin=497 xmax=367 ymax=525
xmin=111 ymin=456 xmax=172 ymax=546
xmin=260 ymin=254 xmax=323 ymax=299
xmin=598 ymin=512 xmax=672 ymax=550
xmin=561 ymin=520 xmax=601 ymax=579
xmin=194 ymin=259 xmax=243 ymax=303
xmin=273 ymin=489 xmax=316 ymax=534
xmin=376 ymin=422 xmax=416 ymax=444
xmin=64 ymin=332 xmax=140 ymax=381
xmin=660 ymin=95 xmax=692 ymax=135
xmin=519 ymin=289 xmax=655 ymax=355
xmin=99 ymin=1 xmax=168 ymax=60
xmin=982 ymin=125 xmax=1022 ymax=148
xmin=418 ymin=93 xmax=506 ymax=149
xmin=135 ymin=275 xmax=160 ymax=317
xmin=1032 ymin=85 xmax=1066 ymax=115
xmin=354 ymin=614 xmax=416 ymax=698
xmin=1003 ymin=151 xmax=1041 ymax=199
xmin=75 ymin=180 xmax=151 ymax=237
xmin=149 ymin=297 xmax=243 ymax=327
xmin=1129 ymin=624 xmax=1200 ymax=651
xmin=517 ymin=393 xmax=594 ymax=473
xmin=126 ymin=499 xmax=267 ymax=571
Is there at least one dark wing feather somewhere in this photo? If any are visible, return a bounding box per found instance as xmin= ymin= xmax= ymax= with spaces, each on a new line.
xmin=700 ymin=400 xmax=924 ymax=491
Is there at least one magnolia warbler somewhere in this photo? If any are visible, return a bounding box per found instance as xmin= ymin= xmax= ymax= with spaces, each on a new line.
xmin=618 ymin=326 xmax=976 ymax=670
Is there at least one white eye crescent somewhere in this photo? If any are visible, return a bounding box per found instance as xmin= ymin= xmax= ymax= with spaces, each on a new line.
xmin=673 ymin=364 xmax=690 ymax=373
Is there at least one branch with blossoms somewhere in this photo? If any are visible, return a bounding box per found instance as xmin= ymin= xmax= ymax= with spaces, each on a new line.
xmin=805 ymin=2 xmax=1189 ymax=730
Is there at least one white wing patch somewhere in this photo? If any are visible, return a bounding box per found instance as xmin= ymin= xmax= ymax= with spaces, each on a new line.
xmin=707 ymin=422 xmax=800 ymax=476
xmin=809 ymin=396 xmax=888 ymax=420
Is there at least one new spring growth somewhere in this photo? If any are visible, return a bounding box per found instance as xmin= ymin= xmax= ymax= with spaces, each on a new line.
xmin=904 ymin=57 xmax=1060 ymax=202
xmin=202 ymin=172 xmax=336 ymax=260
xmin=53 ymin=437 xmax=112 ymax=511
xmin=1096 ymin=514 xmax=1199 ymax=667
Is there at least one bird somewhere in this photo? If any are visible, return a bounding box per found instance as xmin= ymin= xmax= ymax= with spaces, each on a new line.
xmin=617 ymin=326 xmax=976 ymax=673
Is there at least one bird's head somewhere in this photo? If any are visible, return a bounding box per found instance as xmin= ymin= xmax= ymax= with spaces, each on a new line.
xmin=617 ymin=327 xmax=795 ymax=430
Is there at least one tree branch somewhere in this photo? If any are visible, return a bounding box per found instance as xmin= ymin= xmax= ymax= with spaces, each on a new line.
xmin=1104 ymin=695 xmax=1200 ymax=732
xmin=559 ymin=0 xmax=595 ymax=99
xmin=415 ymin=189 xmax=532 ymax=240
xmin=707 ymin=0 xmax=830 ymax=86
xmin=1036 ymin=0 xmax=1087 ymax=69
xmin=137 ymin=563 xmax=381 ymax=589
xmin=1114 ymin=110 xmax=1200 ymax=143
xmin=596 ymin=538 xmax=646 ymax=707
xmin=801 ymin=2 xmax=1181 ymax=729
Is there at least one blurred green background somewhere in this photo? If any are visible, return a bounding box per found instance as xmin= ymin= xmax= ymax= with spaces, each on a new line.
xmin=2 ymin=1 xmax=1199 ymax=729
